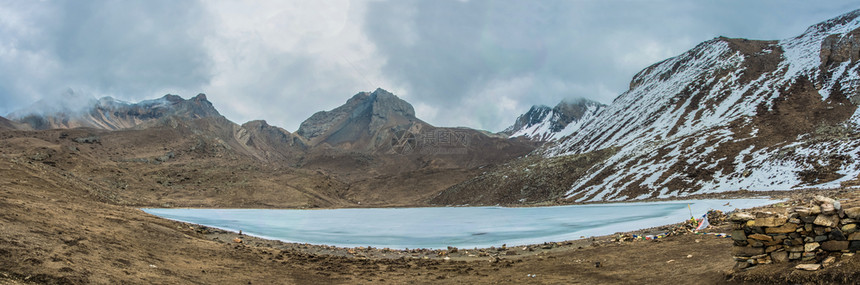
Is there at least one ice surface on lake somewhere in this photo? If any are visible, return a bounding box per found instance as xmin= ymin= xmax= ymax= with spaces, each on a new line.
xmin=144 ymin=199 xmax=777 ymax=249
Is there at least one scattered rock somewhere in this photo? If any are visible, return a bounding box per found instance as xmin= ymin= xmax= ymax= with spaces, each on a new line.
xmin=821 ymin=240 xmax=849 ymax=251
xmin=748 ymin=234 xmax=773 ymax=241
xmin=754 ymin=216 xmax=787 ymax=227
xmin=730 ymin=212 xmax=755 ymax=222
xmin=795 ymin=263 xmax=821 ymax=271
xmin=765 ymin=245 xmax=782 ymax=253
xmin=814 ymin=196 xmax=836 ymax=205
xmin=821 ymin=203 xmax=835 ymax=215
xmin=770 ymin=251 xmax=788 ymax=263
xmin=822 ymin=256 xmax=836 ymax=268
xmin=829 ymin=228 xmax=846 ymax=240
xmin=813 ymin=215 xmax=839 ymax=227
xmin=844 ymin=207 xmax=860 ymax=219
xmin=731 ymin=230 xmax=747 ymax=241
xmin=811 ymin=205 xmax=822 ymax=215
xmin=789 ymin=252 xmax=802 ymax=260
xmin=733 ymin=246 xmax=764 ymax=257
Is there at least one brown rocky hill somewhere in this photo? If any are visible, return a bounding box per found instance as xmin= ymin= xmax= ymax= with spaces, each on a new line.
xmin=0 ymin=121 xmax=347 ymax=208
xmin=433 ymin=9 xmax=860 ymax=206
xmin=297 ymin=88 xmax=424 ymax=151
xmin=293 ymin=88 xmax=537 ymax=205
xmin=5 ymin=89 xmax=536 ymax=207
xmin=0 ymin=115 xmax=22 ymax=130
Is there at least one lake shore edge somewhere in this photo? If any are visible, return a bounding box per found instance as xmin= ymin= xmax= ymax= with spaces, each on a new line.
xmin=148 ymin=197 xmax=788 ymax=260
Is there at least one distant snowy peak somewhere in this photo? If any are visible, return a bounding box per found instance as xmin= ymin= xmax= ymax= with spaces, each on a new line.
xmin=502 ymin=98 xmax=604 ymax=142
xmin=501 ymin=105 xmax=552 ymax=139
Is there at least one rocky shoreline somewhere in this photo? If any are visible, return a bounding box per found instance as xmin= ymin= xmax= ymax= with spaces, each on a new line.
xmin=190 ymin=201 xmax=761 ymax=262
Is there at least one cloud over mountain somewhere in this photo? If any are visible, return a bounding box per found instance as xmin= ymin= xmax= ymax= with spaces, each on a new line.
xmin=1 ymin=0 xmax=858 ymax=132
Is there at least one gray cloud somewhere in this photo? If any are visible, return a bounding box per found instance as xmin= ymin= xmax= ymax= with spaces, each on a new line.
xmin=1 ymin=0 xmax=859 ymax=132
xmin=0 ymin=0 xmax=214 ymax=116
xmin=364 ymin=0 xmax=860 ymax=131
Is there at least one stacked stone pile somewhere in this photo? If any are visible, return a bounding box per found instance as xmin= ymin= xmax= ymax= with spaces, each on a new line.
xmin=730 ymin=196 xmax=860 ymax=271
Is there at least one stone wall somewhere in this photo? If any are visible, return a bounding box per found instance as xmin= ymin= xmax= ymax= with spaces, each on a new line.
xmin=730 ymin=196 xmax=860 ymax=271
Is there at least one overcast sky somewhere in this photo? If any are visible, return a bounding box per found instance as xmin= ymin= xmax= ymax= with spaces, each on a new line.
xmin=1 ymin=1 xmax=858 ymax=132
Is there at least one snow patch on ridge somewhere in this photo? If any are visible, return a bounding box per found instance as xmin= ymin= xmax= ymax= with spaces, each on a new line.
xmin=544 ymin=11 xmax=860 ymax=202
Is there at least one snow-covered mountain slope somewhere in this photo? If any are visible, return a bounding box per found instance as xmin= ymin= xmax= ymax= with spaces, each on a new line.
xmin=432 ymin=9 xmax=860 ymax=206
xmin=542 ymin=9 xmax=860 ymax=202
xmin=501 ymin=99 xmax=604 ymax=142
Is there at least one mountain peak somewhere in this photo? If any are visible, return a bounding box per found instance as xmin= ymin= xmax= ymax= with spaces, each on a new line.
xmin=802 ymin=9 xmax=860 ymax=37
xmin=10 ymin=93 xmax=221 ymax=130
xmin=557 ymin=97 xmax=603 ymax=109
xmin=536 ymin=8 xmax=860 ymax=202
xmin=373 ymin=87 xmax=393 ymax=95
xmin=296 ymin=89 xmax=421 ymax=149
xmin=163 ymin=94 xmax=184 ymax=103
xmin=502 ymin=98 xmax=605 ymax=141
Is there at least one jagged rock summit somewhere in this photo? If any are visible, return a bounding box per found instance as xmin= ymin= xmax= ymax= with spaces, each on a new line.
xmin=296 ymin=88 xmax=428 ymax=151
xmin=501 ymin=98 xmax=604 ymax=141
xmin=10 ymin=93 xmax=221 ymax=130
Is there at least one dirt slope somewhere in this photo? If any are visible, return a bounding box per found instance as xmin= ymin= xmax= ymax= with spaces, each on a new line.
xmin=0 ymin=155 xmax=741 ymax=284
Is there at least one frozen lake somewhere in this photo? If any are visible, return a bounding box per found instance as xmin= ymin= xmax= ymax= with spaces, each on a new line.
xmin=143 ymin=199 xmax=777 ymax=249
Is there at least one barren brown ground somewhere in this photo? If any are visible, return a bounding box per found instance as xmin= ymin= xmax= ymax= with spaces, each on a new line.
xmin=0 ymin=157 xmax=737 ymax=284
xmin=2 ymin=127 xmax=860 ymax=284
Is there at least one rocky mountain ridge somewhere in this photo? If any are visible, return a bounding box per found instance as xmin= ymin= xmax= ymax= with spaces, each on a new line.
xmin=296 ymin=88 xmax=427 ymax=152
xmin=433 ymin=9 xmax=860 ymax=205
xmin=5 ymin=87 xmax=537 ymax=207
xmin=10 ymin=93 xmax=221 ymax=130
xmin=501 ymin=98 xmax=605 ymax=141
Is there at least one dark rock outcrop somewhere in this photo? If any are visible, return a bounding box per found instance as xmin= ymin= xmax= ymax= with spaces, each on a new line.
xmin=820 ymin=29 xmax=860 ymax=68
xmin=296 ymin=88 xmax=426 ymax=151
